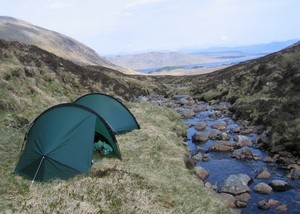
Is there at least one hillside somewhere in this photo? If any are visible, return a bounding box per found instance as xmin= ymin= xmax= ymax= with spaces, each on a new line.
xmin=0 ymin=40 xmax=232 ymax=213
xmin=160 ymin=43 xmax=300 ymax=156
xmin=0 ymin=16 xmax=137 ymax=74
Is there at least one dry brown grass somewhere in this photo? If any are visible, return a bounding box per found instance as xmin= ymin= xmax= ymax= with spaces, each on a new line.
xmin=1 ymin=103 xmax=233 ymax=214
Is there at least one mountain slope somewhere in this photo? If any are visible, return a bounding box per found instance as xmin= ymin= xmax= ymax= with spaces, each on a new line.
xmin=160 ymin=42 xmax=300 ymax=155
xmin=0 ymin=16 xmax=137 ymax=74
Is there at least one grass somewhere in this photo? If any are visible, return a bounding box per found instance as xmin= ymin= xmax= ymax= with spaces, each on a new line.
xmin=0 ymin=102 xmax=233 ymax=214
xmin=0 ymin=40 xmax=234 ymax=213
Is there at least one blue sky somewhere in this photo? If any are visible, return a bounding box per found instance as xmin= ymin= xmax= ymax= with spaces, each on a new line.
xmin=1 ymin=0 xmax=300 ymax=55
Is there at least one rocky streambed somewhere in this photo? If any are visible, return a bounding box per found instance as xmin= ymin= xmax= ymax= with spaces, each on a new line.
xmin=136 ymin=95 xmax=300 ymax=213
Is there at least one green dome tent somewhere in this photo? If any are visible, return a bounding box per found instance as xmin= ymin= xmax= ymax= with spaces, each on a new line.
xmin=74 ymin=93 xmax=140 ymax=134
xmin=15 ymin=103 xmax=121 ymax=182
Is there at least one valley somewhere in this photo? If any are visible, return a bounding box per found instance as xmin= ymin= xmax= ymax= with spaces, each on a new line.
xmin=0 ymin=16 xmax=299 ymax=213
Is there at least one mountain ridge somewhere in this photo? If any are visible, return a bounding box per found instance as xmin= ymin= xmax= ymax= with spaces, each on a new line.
xmin=0 ymin=16 xmax=138 ymax=74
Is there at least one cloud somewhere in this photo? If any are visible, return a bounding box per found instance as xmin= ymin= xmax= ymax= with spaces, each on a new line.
xmin=220 ymin=36 xmax=228 ymax=41
xmin=126 ymin=0 xmax=167 ymax=9
xmin=48 ymin=1 xmax=70 ymax=10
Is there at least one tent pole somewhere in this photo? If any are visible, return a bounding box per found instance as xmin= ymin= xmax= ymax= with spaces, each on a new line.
xmin=30 ymin=156 xmax=45 ymax=188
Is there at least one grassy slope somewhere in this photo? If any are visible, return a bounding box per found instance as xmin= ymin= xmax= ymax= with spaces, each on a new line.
xmin=1 ymin=104 xmax=232 ymax=213
xmin=0 ymin=40 xmax=232 ymax=213
xmin=159 ymin=44 xmax=300 ymax=155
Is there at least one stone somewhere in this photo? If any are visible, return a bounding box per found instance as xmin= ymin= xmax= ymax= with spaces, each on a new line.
xmin=209 ymin=144 xmax=234 ymax=152
xmin=287 ymin=168 xmax=300 ymax=180
xmin=202 ymin=153 xmax=209 ymax=161
xmin=287 ymin=164 xmax=300 ymax=180
xmin=136 ymin=96 xmax=148 ymax=103
xmin=235 ymin=193 xmax=251 ymax=203
xmin=253 ymin=155 xmax=260 ymax=161
xmin=192 ymin=152 xmax=203 ymax=162
xmin=232 ymin=127 xmax=241 ymax=133
xmin=238 ymin=174 xmax=252 ymax=184
xmin=236 ymin=201 xmax=247 ymax=208
xmin=232 ymin=148 xmax=254 ymax=160
xmin=269 ymin=180 xmax=291 ymax=192
xmin=194 ymin=122 xmax=207 ymax=131
xmin=204 ymin=182 xmax=212 ymax=189
xmin=215 ymin=193 xmax=236 ymax=208
xmin=211 ymin=122 xmax=227 ymax=131
xmin=220 ymin=174 xmax=251 ymax=195
xmin=257 ymin=200 xmax=270 ymax=210
xmin=259 ymin=129 xmax=270 ymax=144
xmin=209 ymin=99 xmax=220 ymax=105
xmin=256 ymin=168 xmax=271 ymax=179
xmin=276 ymin=204 xmax=288 ymax=212
xmin=240 ymin=128 xmax=253 ymax=135
xmin=234 ymin=135 xmax=252 ymax=147
xmin=194 ymin=166 xmax=209 ymax=181
xmin=209 ymin=111 xmax=222 ymax=118
xmin=209 ymin=129 xmax=221 ymax=140
xmin=220 ymin=132 xmax=230 ymax=141
xmin=253 ymin=182 xmax=273 ymax=194
xmin=193 ymin=105 xmax=209 ymax=112
xmin=192 ymin=132 xmax=209 ymax=143
xmin=268 ymin=199 xmax=280 ymax=206
xmin=179 ymin=98 xmax=189 ymax=105
xmin=263 ymin=156 xmax=275 ymax=163
xmin=180 ymin=109 xmax=195 ymax=118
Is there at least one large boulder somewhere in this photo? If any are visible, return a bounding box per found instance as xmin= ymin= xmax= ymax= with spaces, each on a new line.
xmin=220 ymin=174 xmax=251 ymax=195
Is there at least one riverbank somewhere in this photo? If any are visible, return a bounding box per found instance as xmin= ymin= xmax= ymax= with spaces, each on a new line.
xmin=136 ymin=95 xmax=300 ymax=213
xmin=1 ymin=102 xmax=233 ymax=213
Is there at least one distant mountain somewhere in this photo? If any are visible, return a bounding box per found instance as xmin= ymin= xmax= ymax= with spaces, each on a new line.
xmin=187 ymin=40 xmax=299 ymax=55
xmin=106 ymin=40 xmax=297 ymax=71
xmin=106 ymin=51 xmax=223 ymax=70
xmin=0 ymin=16 xmax=136 ymax=74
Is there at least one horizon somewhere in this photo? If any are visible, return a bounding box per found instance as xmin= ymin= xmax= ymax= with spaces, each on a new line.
xmin=1 ymin=0 xmax=300 ymax=55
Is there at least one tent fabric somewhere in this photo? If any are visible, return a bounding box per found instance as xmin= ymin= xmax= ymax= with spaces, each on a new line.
xmin=15 ymin=103 xmax=121 ymax=182
xmin=74 ymin=93 xmax=140 ymax=134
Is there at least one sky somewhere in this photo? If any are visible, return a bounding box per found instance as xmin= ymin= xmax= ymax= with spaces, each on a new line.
xmin=1 ymin=0 xmax=300 ymax=55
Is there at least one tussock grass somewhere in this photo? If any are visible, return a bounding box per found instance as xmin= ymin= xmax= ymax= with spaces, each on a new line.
xmin=1 ymin=103 xmax=233 ymax=214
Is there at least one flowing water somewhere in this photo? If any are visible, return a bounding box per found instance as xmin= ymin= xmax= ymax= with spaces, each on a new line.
xmin=183 ymin=105 xmax=300 ymax=213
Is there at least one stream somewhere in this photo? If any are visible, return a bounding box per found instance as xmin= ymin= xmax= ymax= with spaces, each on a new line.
xmin=138 ymin=95 xmax=300 ymax=213
xmin=184 ymin=102 xmax=300 ymax=213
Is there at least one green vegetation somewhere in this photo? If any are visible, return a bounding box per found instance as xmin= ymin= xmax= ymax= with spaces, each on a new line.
xmin=0 ymin=40 xmax=233 ymax=213
xmin=159 ymin=44 xmax=300 ymax=156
